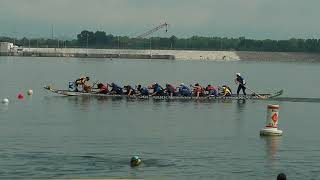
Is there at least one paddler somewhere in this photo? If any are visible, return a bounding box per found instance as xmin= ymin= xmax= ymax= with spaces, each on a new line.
xmin=136 ymin=85 xmax=149 ymax=96
xmin=109 ymin=82 xmax=123 ymax=95
xmin=193 ymin=83 xmax=204 ymax=98
xmin=130 ymin=156 xmax=142 ymax=167
xmin=235 ymin=73 xmax=246 ymax=95
xmin=150 ymin=83 xmax=164 ymax=96
xmin=165 ymin=83 xmax=177 ymax=97
xmin=96 ymin=82 xmax=109 ymax=94
xmin=178 ymin=83 xmax=192 ymax=97
xmin=221 ymin=85 xmax=232 ymax=96
xmin=124 ymin=85 xmax=136 ymax=96
xmin=205 ymin=84 xmax=218 ymax=96
xmin=74 ymin=76 xmax=90 ymax=92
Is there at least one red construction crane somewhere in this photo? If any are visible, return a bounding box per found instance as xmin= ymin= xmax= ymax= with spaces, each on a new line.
xmin=136 ymin=23 xmax=169 ymax=38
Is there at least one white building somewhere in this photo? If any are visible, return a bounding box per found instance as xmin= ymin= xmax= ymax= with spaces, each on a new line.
xmin=0 ymin=42 xmax=20 ymax=55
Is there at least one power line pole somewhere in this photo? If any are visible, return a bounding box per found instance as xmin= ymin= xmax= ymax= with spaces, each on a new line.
xmin=118 ymin=36 xmax=120 ymax=50
xmin=149 ymin=38 xmax=152 ymax=57
xmin=51 ymin=24 xmax=54 ymax=39
xmin=86 ymin=34 xmax=89 ymax=55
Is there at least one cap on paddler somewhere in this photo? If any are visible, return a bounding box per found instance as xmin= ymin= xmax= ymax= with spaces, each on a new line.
xmin=130 ymin=155 xmax=142 ymax=167
xmin=236 ymin=73 xmax=241 ymax=76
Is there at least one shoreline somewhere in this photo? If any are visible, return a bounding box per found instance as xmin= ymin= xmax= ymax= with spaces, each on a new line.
xmin=1 ymin=47 xmax=320 ymax=62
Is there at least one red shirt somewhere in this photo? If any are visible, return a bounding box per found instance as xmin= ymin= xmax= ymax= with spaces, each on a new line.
xmin=99 ymin=84 xmax=109 ymax=93
xmin=194 ymin=86 xmax=203 ymax=93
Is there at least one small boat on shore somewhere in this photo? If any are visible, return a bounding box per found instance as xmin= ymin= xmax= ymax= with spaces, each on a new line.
xmin=44 ymin=86 xmax=283 ymax=100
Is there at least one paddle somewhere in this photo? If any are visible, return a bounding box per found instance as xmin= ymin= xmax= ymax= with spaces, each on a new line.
xmin=241 ymin=84 xmax=266 ymax=99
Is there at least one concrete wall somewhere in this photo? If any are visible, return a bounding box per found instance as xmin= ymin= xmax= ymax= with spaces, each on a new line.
xmin=21 ymin=48 xmax=240 ymax=60
xmin=3 ymin=47 xmax=320 ymax=61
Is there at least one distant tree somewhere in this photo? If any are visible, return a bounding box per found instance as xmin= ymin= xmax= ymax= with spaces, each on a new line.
xmin=94 ymin=31 xmax=107 ymax=47
xmin=169 ymin=35 xmax=177 ymax=49
xmin=77 ymin=30 xmax=95 ymax=47
xmin=3 ymin=29 xmax=320 ymax=53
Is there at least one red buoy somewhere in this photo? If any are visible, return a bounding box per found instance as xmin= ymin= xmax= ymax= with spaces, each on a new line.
xmin=17 ymin=93 xmax=24 ymax=100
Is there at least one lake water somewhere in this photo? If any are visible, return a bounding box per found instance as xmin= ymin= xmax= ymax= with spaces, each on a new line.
xmin=1 ymin=56 xmax=320 ymax=180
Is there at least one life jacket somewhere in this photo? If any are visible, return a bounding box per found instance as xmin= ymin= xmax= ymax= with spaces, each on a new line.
xmin=179 ymin=85 xmax=190 ymax=91
xmin=206 ymin=86 xmax=217 ymax=95
xmin=83 ymin=84 xmax=92 ymax=92
xmin=125 ymin=85 xmax=136 ymax=95
xmin=206 ymin=85 xmax=215 ymax=91
xmin=153 ymin=84 xmax=163 ymax=93
xmin=140 ymin=87 xmax=149 ymax=95
xmin=223 ymin=87 xmax=231 ymax=96
xmin=194 ymin=86 xmax=203 ymax=93
xmin=153 ymin=84 xmax=164 ymax=96
xmin=236 ymin=76 xmax=246 ymax=85
xmin=179 ymin=85 xmax=192 ymax=96
xmin=166 ymin=84 xmax=176 ymax=93
xmin=111 ymin=83 xmax=123 ymax=94
xmin=99 ymin=84 xmax=109 ymax=93
xmin=226 ymin=86 xmax=232 ymax=94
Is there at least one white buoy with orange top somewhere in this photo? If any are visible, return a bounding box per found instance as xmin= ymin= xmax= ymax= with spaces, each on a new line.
xmin=260 ymin=104 xmax=283 ymax=136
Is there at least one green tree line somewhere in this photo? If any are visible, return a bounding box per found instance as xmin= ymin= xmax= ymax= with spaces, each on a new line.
xmin=1 ymin=30 xmax=320 ymax=52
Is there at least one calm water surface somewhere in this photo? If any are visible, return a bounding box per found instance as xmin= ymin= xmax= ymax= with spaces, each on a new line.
xmin=0 ymin=57 xmax=320 ymax=180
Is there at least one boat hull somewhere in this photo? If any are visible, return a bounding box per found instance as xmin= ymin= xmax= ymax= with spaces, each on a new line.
xmin=44 ymin=86 xmax=283 ymax=100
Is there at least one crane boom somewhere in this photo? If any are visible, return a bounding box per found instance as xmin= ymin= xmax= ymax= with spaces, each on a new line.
xmin=136 ymin=23 xmax=168 ymax=38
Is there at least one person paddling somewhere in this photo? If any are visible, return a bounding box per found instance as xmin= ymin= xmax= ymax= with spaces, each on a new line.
xmin=150 ymin=83 xmax=164 ymax=96
xmin=235 ymin=73 xmax=246 ymax=96
xmin=74 ymin=76 xmax=90 ymax=92
xmin=109 ymin=82 xmax=123 ymax=95
xmin=124 ymin=85 xmax=136 ymax=96
xmin=165 ymin=83 xmax=177 ymax=97
xmin=193 ymin=83 xmax=204 ymax=98
xmin=221 ymin=85 xmax=232 ymax=96
xmin=205 ymin=84 xmax=218 ymax=96
xmin=96 ymin=82 xmax=109 ymax=94
xmin=136 ymin=85 xmax=149 ymax=96
xmin=178 ymin=83 xmax=192 ymax=97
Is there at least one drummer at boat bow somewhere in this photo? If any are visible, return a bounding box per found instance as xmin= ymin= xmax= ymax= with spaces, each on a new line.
xmin=75 ymin=76 xmax=91 ymax=92
xmin=235 ymin=73 xmax=246 ymax=95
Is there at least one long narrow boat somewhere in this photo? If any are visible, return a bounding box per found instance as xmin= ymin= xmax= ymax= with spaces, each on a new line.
xmin=44 ymin=86 xmax=283 ymax=100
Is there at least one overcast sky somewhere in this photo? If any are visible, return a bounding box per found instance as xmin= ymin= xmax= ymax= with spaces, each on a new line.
xmin=0 ymin=0 xmax=319 ymax=39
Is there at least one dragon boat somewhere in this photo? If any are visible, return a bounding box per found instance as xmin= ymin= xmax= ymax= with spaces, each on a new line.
xmin=44 ymin=86 xmax=283 ymax=100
